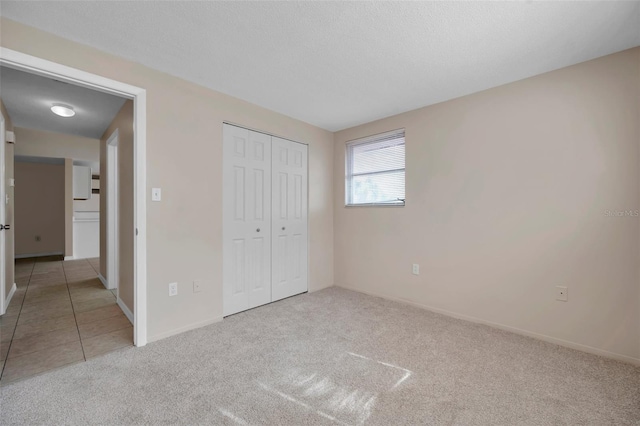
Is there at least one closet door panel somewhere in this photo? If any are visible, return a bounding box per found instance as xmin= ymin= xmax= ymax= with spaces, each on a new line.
xmin=246 ymin=130 xmax=272 ymax=310
xmin=223 ymin=125 xmax=272 ymax=316
xmin=272 ymin=137 xmax=308 ymax=302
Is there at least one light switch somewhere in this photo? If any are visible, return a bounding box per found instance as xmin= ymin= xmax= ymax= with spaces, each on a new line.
xmin=152 ymin=187 xmax=162 ymax=201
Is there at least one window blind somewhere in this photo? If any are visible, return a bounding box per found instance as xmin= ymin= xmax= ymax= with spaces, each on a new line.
xmin=345 ymin=129 xmax=405 ymax=206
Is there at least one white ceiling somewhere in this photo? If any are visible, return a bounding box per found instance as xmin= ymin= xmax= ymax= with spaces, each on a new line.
xmin=2 ymin=1 xmax=639 ymax=132
xmin=0 ymin=66 xmax=127 ymax=139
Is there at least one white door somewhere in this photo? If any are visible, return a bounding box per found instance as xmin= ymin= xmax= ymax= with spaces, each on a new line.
xmin=223 ymin=124 xmax=272 ymax=316
xmin=271 ymin=137 xmax=308 ymax=302
xmin=0 ymin=114 xmax=6 ymax=314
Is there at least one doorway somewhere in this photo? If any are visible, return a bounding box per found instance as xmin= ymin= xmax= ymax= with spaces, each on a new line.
xmin=0 ymin=112 xmax=7 ymax=314
xmin=0 ymin=49 xmax=147 ymax=382
xmin=0 ymin=48 xmax=147 ymax=362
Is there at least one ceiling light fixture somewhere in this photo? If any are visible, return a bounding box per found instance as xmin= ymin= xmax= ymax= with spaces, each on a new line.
xmin=51 ymin=104 xmax=75 ymax=117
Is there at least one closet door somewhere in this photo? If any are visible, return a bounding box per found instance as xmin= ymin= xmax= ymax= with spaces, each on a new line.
xmin=223 ymin=124 xmax=272 ymax=316
xmin=271 ymin=137 xmax=308 ymax=302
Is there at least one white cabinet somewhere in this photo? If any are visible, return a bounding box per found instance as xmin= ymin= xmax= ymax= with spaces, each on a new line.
xmin=222 ymin=124 xmax=308 ymax=316
xmin=73 ymin=211 xmax=99 ymax=259
xmin=73 ymin=166 xmax=91 ymax=200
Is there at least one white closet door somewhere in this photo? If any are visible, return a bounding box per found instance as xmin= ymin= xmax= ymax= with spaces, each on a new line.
xmin=271 ymin=137 xmax=308 ymax=302
xmin=223 ymin=124 xmax=272 ymax=316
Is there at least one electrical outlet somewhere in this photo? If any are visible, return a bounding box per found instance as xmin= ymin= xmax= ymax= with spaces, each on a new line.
xmin=412 ymin=264 xmax=420 ymax=275
xmin=169 ymin=282 xmax=178 ymax=297
xmin=35 ymin=235 xmax=41 ymax=242
xmin=555 ymin=286 xmax=568 ymax=302
xmin=152 ymin=187 xmax=162 ymax=201
xmin=193 ymin=280 xmax=202 ymax=293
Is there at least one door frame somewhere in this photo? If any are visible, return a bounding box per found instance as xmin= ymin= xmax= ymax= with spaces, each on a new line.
xmin=0 ymin=111 xmax=6 ymax=314
xmin=0 ymin=47 xmax=148 ymax=346
xmin=106 ymin=129 xmax=119 ymax=293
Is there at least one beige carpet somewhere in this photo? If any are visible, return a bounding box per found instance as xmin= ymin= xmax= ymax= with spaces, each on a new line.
xmin=1 ymin=287 xmax=638 ymax=425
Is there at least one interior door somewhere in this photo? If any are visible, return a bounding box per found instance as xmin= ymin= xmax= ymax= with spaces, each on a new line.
xmin=223 ymin=124 xmax=272 ymax=316
xmin=0 ymin=113 xmax=6 ymax=314
xmin=271 ymin=137 xmax=308 ymax=302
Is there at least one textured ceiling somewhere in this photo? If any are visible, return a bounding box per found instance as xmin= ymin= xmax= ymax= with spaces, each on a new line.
xmin=0 ymin=66 xmax=126 ymax=139
xmin=1 ymin=1 xmax=639 ymax=131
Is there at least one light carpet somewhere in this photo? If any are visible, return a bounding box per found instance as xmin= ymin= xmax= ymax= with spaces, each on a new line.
xmin=1 ymin=287 xmax=638 ymax=425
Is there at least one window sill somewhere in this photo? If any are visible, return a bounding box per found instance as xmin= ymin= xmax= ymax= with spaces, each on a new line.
xmin=345 ymin=203 xmax=405 ymax=208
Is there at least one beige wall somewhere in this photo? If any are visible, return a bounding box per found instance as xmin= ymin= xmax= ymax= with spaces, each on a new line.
xmin=14 ymin=161 xmax=65 ymax=256
xmin=0 ymin=18 xmax=335 ymax=340
xmin=334 ymin=48 xmax=640 ymax=362
xmin=14 ymin=127 xmax=99 ymax=162
xmin=100 ymin=101 xmax=134 ymax=312
xmin=1 ymin=98 xmax=15 ymax=299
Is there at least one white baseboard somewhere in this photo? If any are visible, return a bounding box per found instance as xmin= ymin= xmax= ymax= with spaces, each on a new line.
xmin=148 ymin=316 xmax=223 ymax=343
xmin=97 ymin=273 xmax=109 ymax=289
xmin=337 ymin=284 xmax=640 ymax=367
xmin=15 ymin=252 xmax=64 ymax=259
xmin=4 ymin=283 xmax=17 ymax=311
xmin=117 ymin=297 xmax=134 ymax=325
xmin=64 ymin=256 xmax=75 ymax=261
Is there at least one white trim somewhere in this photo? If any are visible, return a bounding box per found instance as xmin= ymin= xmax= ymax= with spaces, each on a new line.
xmin=106 ymin=129 xmax=119 ymax=293
xmin=4 ymin=283 xmax=16 ymax=312
xmin=0 ymin=48 xmax=142 ymax=98
xmin=97 ymin=273 xmax=109 ymax=289
xmin=338 ymin=284 xmax=640 ymax=367
xmin=345 ymin=128 xmax=405 ymax=146
xmin=64 ymin=256 xmax=75 ymax=261
xmin=15 ymin=252 xmax=64 ymax=259
xmin=148 ymin=316 xmax=223 ymax=343
xmin=134 ymin=89 xmax=148 ymax=347
xmin=0 ymin=110 xmax=5 ymax=315
xmin=117 ymin=297 xmax=134 ymax=325
xmin=223 ymin=121 xmax=309 ymax=146
xmin=0 ymin=47 xmax=148 ymax=347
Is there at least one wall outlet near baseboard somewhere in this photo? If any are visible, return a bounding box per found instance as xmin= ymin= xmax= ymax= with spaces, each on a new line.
xmin=169 ymin=282 xmax=178 ymax=297
xmin=555 ymin=286 xmax=568 ymax=302
xmin=412 ymin=264 xmax=420 ymax=275
xmin=193 ymin=280 xmax=202 ymax=293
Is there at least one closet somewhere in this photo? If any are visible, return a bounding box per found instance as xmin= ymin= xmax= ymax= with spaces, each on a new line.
xmin=222 ymin=123 xmax=308 ymax=316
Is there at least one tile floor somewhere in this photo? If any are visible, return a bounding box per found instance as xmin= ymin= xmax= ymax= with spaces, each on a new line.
xmin=0 ymin=256 xmax=133 ymax=384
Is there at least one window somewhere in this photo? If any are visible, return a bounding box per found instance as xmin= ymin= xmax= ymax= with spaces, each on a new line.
xmin=345 ymin=129 xmax=405 ymax=206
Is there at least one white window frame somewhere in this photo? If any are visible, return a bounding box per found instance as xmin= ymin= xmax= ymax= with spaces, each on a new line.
xmin=345 ymin=129 xmax=406 ymax=207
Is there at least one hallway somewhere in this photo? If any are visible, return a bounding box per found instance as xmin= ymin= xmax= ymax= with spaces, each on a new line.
xmin=0 ymin=257 xmax=132 ymax=384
